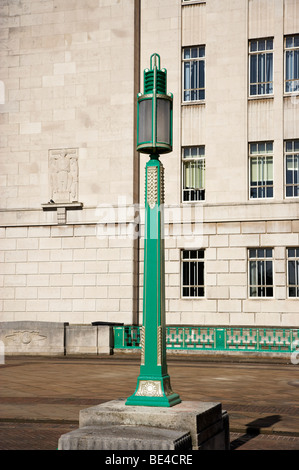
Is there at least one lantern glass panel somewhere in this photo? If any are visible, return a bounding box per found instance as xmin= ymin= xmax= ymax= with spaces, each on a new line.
xmin=157 ymin=98 xmax=171 ymax=144
xmin=138 ymin=99 xmax=152 ymax=143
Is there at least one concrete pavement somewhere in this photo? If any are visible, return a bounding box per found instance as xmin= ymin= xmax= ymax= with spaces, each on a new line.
xmin=0 ymin=353 xmax=299 ymax=450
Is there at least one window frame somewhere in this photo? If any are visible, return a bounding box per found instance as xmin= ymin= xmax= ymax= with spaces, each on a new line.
xmin=248 ymin=248 xmax=274 ymax=298
xmin=249 ymin=38 xmax=274 ymax=97
xmin=249 ymin=141 xmax=274 ymax=200
xmin=182 ymin=146 xmax=205 ymax=202
xmin=182 ymin=46 xmax=206 ymax=103
xmin=181 ymin=249 xmax=205 ymax=298
xmin=284 ymin=34 xmax=299 ymax=94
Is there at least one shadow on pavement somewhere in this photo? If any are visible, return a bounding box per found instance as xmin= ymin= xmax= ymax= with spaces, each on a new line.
xmin=230 ymin=415 xmax=281 ymax=450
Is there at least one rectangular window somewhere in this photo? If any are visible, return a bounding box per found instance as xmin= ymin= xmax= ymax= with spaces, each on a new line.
xmin=285 ymin=140 xmax=299 ymax=198
xmin=249 ymin=38 xmax=273 ymax=96
xmin=182 ymin=249 xmax=204 ymax=297
xmin=183 ymin=46 xmax=205 ymax=102
xmin=287 ymin=248 xmax=299 ymax=297
xmin=249 ymin=248 xmax=273 ymax=298
xmin=285 ymin=35 xmax=299 ymax=93
xmin=249 ymin=142 xmax=273 ymax=199
xmin=182 ymin=146 xmax=205 ymax=202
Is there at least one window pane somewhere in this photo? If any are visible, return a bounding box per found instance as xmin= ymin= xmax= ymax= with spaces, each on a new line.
xmin=286 ymin=50 xmax=293 ymax=81
xmin=258 ymin=39 xmax=265 ymax=51
xmin=266 ymin=157 xmax=273 ymax=181
xmin=251 ymin=157 xmax=258 ymax=182
xmin=198 ymin=287 xmax=204 ymax=297
xmin=266 ymin=287 xmax=273 ymax=297
xmin=250 ymin=286 xmax=257 ymax=297
xmin=259 ymin=142 xmax=265 ymax=153
xmin=183 ymin=287 xmax=189 ymax=297
xmin=250 ymin=40 xmax=257 ymax=52
xmin=184 ymin=90 xmax=190 ymax=101
xmin=191 ymin=47 xmax=198 ymax=58
xmin=184 ymin=62 xmax=190 ymax=90
xmin=191 ymin=60 xmax=197 ymax=89
xmin=286 ymin=36 xmax=293 ymax=48
xmin=288 ymin=260 xmax=296 ymax=285
xmin=183 ymin=148 xmax=190 ymax=158
xmin=250 ymin=143 xmax=257 ymax=154
xmin=199 ymin=60 xmax=205 ymax=88
xmin=266 ymin=53 xmax=273 ymax=82
xmin=250 ymin=84 xmax=257 ymax=95
xmin=197 ymin=263 xmax=204 ymax=285
xmin=183 ymin=262 xmax=189 ymax=285
xmin=184 ymin=48 xmax=190 ymax=59
xmin=289 ymin=286 xmax=296 ymax=297
xmin=249 ymin=260 xmax=257 ymax=286
xmin=266 ymin=260 xmax=273 ymax=285
xmin=286 ymin=156 xmax=294 ymax=184
xmin=198 ymin=46 xmax=205 ymax=57
xmin=258 ymin=53 xmax=265 ymax=83
xmin=250 ymin=55 xmax=257 ymax=84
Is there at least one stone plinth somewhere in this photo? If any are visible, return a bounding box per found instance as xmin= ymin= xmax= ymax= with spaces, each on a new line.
xmin=58 ymin=425 xmax=192 ymax=451
xmin=58 ymin=398 xmax=229 ymax=450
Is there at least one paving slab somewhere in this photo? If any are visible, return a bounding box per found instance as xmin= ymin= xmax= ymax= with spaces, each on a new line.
xmin=0 ymin=355 xmax=298 ymax=450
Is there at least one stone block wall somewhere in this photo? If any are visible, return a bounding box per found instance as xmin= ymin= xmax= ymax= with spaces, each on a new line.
xmin=138 ymin=217 xmax=299 ymax=327
xmin=0 ymin=223 xmax=136 ymax=325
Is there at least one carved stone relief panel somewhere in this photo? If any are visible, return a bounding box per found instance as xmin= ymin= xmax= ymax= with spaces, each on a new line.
xmin=49 ymin=148 xmax=79 ymax=203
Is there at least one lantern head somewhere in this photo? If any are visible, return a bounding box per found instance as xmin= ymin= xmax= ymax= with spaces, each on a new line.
xmin=137 ymin=54 xmax=173 ymax=155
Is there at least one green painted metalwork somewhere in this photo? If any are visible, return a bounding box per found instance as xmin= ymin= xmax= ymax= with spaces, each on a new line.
xmin=136 ymin=53 xmax=173 ymax=155
xmin=114 ymin=326 xmax=299 ymax=354
xmin=126 ymin=54 xmax=180 ymax=407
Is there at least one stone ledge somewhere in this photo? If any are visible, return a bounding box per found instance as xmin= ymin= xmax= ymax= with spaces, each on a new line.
xmin=58 ymin=425 xmax=192 ymax=451
xmin=0 ymin=321 xmax=113 ymax=356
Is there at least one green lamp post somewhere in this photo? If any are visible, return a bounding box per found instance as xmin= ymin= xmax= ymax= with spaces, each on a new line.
xmin=126 ymin=54 xmax=181 ymax=407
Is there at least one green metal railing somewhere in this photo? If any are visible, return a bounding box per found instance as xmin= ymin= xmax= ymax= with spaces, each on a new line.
xmin=113 ymin=326 xmax=299 ymax=354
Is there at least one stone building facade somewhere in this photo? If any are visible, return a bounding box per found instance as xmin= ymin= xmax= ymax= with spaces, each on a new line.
xmin=0 ymin=0 xmax=299 ymax=329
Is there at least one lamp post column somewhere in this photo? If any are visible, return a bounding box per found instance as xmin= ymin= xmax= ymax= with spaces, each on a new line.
xmin=126 ymin=155 xmax=181 ymax=407
xmin=126 ymin=53 xmax=181 ymax=407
